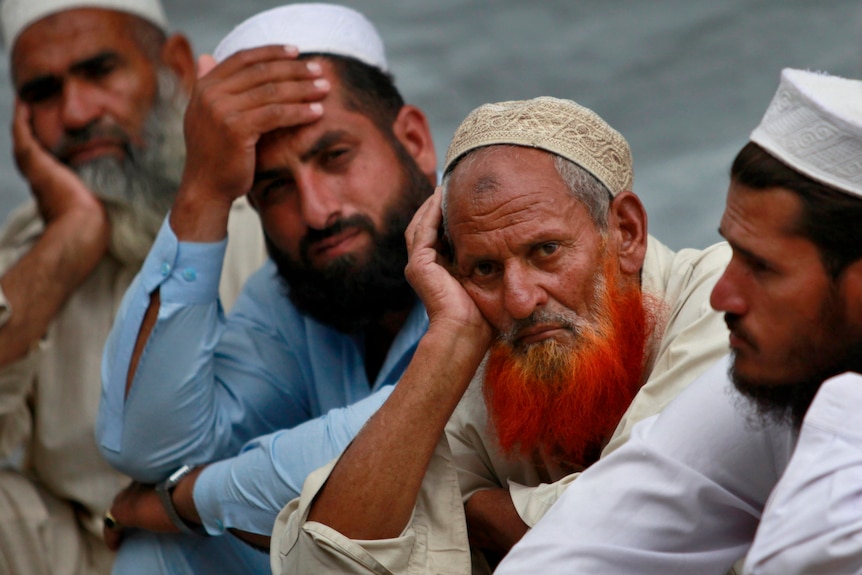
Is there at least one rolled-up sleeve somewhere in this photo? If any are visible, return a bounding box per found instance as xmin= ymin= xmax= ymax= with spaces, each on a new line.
xmin=271 ymin=433 xmax=471 ymax=575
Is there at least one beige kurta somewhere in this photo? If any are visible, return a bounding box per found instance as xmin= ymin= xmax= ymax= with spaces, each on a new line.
xmin=0 ymin=198 xmax=265 ymax=575
xmin=272 ymin=236 xmax=733 ymax=575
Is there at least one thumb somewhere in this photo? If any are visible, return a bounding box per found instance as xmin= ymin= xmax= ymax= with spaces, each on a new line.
xmin=197 ymin=54 xmax=217 ymax=78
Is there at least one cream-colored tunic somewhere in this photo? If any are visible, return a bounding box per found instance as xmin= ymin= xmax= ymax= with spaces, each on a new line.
xmin=0 ymin=198 xmax=265 ymax=575
xmin=272 ymin=236 xmax=732 ymax=575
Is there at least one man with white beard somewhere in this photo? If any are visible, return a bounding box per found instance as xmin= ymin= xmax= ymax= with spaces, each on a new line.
xmin=0 ymin=1 xmax=265 ymax=573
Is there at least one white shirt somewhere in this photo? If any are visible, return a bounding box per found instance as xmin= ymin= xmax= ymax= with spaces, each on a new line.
xmin=497 ymin=355 xmax=797 ymax=575
xmin=743 ymin=372 xmax=862 ymax=575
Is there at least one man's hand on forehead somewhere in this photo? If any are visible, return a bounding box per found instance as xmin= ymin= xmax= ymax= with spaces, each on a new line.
xmin=173 ymin=45 xmax=332 ymax=233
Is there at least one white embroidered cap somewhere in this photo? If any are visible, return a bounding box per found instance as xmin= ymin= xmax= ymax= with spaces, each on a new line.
xmin=751 ymin=68 xmax=862 ymax=198
xmin=213 ymin=3 xmax=388 ymax=71
xmin=445 ymin=96 xmax=633 ymax=196
xmin=1 ymin=0 xmax=168 ymax=49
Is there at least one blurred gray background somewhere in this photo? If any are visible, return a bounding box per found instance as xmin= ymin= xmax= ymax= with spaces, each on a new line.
xmin=0 ymin=0 xmax=860 ymax=250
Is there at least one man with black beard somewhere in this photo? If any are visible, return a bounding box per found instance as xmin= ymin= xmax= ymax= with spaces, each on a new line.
xmin=0 ymin=1 xmax=265 ymax=574
xmin=268 ymin=96 xmax=733 ymax=574
xmin=492 ymin=68 xmax=862 ymax=575
xmin=96 ymin=4 xmax=437 ymax=575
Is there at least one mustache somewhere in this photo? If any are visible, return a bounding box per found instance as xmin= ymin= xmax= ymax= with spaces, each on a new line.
xmin=53 ymin=121 xmax=131 ymax=163
xmin=500 ymin=309 xmax=589 ymax=346
xmin=724 ymin=313 xmax=755 ymax=347
xmin=299 ymin=214 xmax=376 ymax=261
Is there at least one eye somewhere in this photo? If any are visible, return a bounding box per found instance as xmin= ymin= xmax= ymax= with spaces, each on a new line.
xmin=18 ymin=76 xmax=62 ymax=104
xmin=251 ymin=178 xmax=294 ymax=206
xmin=78 ymin=54 xmax=119 ymax=82
xmin=470 ymin=261 xmax=501 ymax=281
xmin=538 ymin=242 xmax=559 ymax=257
xmin=321 ymin=147 xmax=351 ymax=168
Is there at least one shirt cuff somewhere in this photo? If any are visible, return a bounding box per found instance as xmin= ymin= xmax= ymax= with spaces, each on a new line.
xmin=140 ymin=215 xmax=229 ymax=305
xmin=193 ymin=459 xmax=277 ymax=536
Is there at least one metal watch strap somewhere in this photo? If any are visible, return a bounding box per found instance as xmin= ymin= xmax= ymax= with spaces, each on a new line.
xmin=155 ymin=465 xmax=208 ymax=536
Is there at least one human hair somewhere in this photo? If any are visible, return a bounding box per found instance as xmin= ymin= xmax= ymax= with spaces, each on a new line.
xmin=299 ymin=53 xmax=404 ymax=136
xmin=731 ymin=141 xmax=862 ymax=278
xmin=440 ymin=146 xmax=613 ymax=234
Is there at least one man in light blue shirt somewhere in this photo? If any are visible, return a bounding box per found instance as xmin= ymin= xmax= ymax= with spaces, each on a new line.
xmin=95 ymin=4 xmax=438 ymax=574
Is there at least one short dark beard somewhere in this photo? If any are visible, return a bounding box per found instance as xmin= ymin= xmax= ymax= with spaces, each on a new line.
xmin=268 ymin=141 xmax=433 ymax=333
xmin=731 ymin=365 xmax=823 ymax=428
xmin=729 ymin=291 xmax=862 ymax=428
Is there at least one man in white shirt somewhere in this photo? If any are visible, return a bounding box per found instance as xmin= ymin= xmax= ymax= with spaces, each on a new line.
xmin=497 ymin=68 xmax=862 ymax=575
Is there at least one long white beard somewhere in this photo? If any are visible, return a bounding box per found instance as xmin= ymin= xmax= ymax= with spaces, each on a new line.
xmin=75 ymin=70 xmax=188 ymax=266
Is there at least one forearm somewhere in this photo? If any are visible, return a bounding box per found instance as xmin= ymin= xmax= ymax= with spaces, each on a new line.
xmin=193 ymin=388 xmax=393 ymax=535
xmin=101 ymin=299 xmax=231 ymax=480
xmin=465 ymin=489 xmax=528 ymax=560
xmin=308 ymin=324 xmax=487 ymax=539
xmin=0 ymin=208 xmax=107 ymax=365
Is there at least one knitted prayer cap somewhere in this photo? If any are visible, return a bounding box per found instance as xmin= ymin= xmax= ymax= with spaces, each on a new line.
xmin=213 ymin=3 xmax=388 ymax=71
xmin=1 ymin=0 xmax=167 ymax=49
xmin=444 ymin=96 xmax=633 ymax=196
xmin=751 ymin=68 xmax=862 ymax=198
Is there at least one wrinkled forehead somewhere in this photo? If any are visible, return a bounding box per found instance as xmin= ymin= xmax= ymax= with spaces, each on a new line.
xmin=11 ymin=8 xmax=144 ymax=84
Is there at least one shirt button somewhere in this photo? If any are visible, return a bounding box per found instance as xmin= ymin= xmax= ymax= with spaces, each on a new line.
xmin=182 ymin=268 xmax=197 ymax=282
xmin=160 ymin=263 xmax=171 ymax=277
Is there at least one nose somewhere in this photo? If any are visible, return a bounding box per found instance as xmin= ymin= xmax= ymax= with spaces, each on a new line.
xmin=502 ymin=264 xmax=548 ymax=320
xmin=60 ymin=78 xmax=102 ymax=131
xmin=296 ymin=172 xmax=341 ymax=230
xmin=710 ymin=260 xmax=746 ymax=315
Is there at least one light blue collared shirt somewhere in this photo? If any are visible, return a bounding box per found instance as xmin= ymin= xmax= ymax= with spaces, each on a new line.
xmin=97 ymin=218 xmax=427 ymax=534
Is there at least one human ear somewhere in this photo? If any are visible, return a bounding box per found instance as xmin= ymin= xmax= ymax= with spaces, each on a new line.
xmin=391 ymin=105 xmax=438 ymax=183
xmin=160 ymin=34 xmax=197 ymax=95
xmin=608 ymin=191 xmax=648 ymax=276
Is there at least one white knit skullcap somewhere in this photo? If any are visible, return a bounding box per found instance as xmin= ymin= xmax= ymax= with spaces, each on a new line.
xmin=213 ymin=3 xmax=388 ymax=72
xmin=1 ymin=0 xmax=167 ymax=49
xmin=751 ymin=68 xmax=862 ymax=198
xmin=445 ymin=96 xmax=633 ymax=196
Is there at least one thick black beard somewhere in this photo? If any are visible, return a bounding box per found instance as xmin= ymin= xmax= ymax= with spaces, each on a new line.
xmin=268 ymin=144 xmax=433 ymax=333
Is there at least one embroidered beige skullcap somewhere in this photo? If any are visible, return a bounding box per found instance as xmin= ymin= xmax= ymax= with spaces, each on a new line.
xmin=444 ymin=96 xmax=633 ymax=196
xmin=213 ymin=3 xmax=388 ymax=72
xmin=1 ymin=0 xmax=167 ymax=49
xmin=751 ymin=68 xmax=862 ymax=198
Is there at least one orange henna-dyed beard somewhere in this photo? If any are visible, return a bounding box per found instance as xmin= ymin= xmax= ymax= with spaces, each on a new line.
xmin=483 ymin=259 xmax=657 ymax=469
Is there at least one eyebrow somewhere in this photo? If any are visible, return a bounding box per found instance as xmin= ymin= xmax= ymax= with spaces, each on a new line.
xmin=252 ymin=129 xmax=352 ymax=186
xmin=719 ymin=228 xmax=771 ymax=268
xmin=17 ymin=51 xmax=119 ymax=97
xmin=300 ymin=130 xmax=350 ymax=163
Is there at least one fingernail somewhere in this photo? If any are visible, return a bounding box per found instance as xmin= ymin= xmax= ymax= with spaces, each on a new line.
xmin=283 ymin=45 xmax=299 ymax=56
xmin=309 ymin=103 xmax=323 ymax=115
xmin=306 ymin=61 xmax=322 ymax=74
xmin=313 ymin=78 xmax=330 ymax=90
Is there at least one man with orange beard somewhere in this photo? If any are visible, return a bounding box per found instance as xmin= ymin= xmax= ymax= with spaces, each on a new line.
xmin=270 ymin=96 xmax=731 ymax=574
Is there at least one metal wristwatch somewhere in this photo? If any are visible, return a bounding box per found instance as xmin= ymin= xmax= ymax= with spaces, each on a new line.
xmin=155 ymin=464 xmax=208 ymax=536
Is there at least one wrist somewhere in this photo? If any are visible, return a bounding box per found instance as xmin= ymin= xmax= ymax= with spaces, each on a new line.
xmin=155 ymin=465 xmax=208 ymax=536
xmin=169 ymin=188 xmax=233 ymax=243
